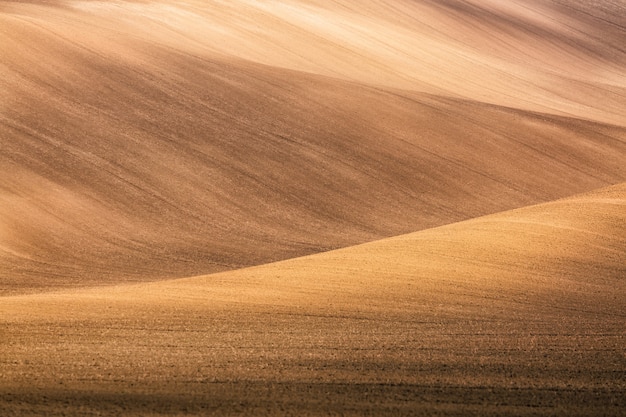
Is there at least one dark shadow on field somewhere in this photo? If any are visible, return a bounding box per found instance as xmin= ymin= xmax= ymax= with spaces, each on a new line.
xmin=1 ymin=382 xmax=623 ymax=416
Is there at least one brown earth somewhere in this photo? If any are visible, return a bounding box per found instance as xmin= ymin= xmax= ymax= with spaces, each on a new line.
xmin=2 ymin=183 xmax=625 ymax=416
xmin=1 ymin=0 xmax=625 ymax=293
xmin=1 ymin=0 xmax=625 ymax=415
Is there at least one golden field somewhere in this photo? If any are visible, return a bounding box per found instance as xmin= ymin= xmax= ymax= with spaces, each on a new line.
xmin=1 ymin=0 xmax=625 ymax=415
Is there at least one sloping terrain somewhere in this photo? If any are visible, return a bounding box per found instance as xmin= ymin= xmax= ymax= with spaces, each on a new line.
xmin=1 ymin=0 xmax=626 ymax=293
xmin=1 ymin=0 xmax=626 ymax=415
xmin=2 ymin=183 xmax=625 ymax=416
xmin=47 ymin=0 xmax=626 ymax=124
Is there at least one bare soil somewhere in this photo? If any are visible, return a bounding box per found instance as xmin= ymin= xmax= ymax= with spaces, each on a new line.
xmin=1 ymin=0 xmax=625 ymax=415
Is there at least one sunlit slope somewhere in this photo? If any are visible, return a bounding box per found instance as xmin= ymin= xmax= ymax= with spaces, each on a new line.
xmin=116 ymin=182 xmax=626 ymax=313
xmin=13 ymin=0 xmax=625 ymax=125
xmin=2 ymin=184 xmax=624 ymax=416
xmin=2 ymin=1 xmax=626 ymax=293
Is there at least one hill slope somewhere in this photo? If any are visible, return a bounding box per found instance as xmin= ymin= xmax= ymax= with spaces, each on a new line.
xmin=31 ymin=0 xmax=626 ymax=124
xmin=2 ymin=183 xmax=625 ymax=416
xmin=2 ymin=0 xmax=626 ymax=293
xmin=2 ymin=0 xmax=626 ymax=415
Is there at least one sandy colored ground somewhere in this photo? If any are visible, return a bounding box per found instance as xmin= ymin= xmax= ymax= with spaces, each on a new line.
xmin=1 ymin=0 xmax=626 ymax=415
xmin=2 ymin=184 xmax=625 ymax=415
xmin=1 ymin=0 xmax=625 ymax=293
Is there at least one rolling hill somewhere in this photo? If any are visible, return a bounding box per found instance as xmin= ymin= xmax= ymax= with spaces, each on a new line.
xmin=1 ymin=0 xmax=626 ymax=415
xmin=2 ymin=183 xmax=625 ymax=415
xmin=1 ymin=0 xmax=625 ymax=293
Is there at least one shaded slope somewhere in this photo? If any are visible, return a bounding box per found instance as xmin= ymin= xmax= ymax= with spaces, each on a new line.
xmin=57 ymin=0 xmax=626 ymax=125
xmin=2 ymin=183 xmax=625 ymax=416
xmin=2 ymin=1 xmax=626 ymax=293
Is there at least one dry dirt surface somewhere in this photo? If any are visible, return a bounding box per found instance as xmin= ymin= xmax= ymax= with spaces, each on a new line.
xmin=2 ymin=184 xmax=625 ymax=416
xmin=1 ymin=0 xmax=626 ymax=415
xmin=2 ymin=0 xmax=626 ymax=293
